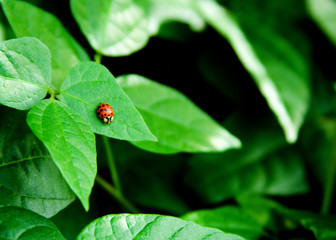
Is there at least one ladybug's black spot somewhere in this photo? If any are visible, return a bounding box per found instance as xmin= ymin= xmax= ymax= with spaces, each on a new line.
xmin=102 ymin=104 xmax=105 ymax=107
xmin=100 ymin=109 xmax=103 ymax=112
xmin=104 ymin=113 xmax=107 ymax=117
xmin=104 ymin=109 xmax=107 ymax=112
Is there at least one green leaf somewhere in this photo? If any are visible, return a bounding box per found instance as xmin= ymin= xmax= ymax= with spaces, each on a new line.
xmin=0 ymin=107 xmax=75 ymax=218
xmin=0 ymin=21 xmax=5 ymax=41
xmin=298 ymin=216 xmax=336 ymax=240
xmin=77 ymin=213 xmax=246 ymax=239
xmin=238 ymin=195 xmax=336 ymax=240
xmin=2 ymin=0 xmax=90 ymax=90
xmin=189 ymin=149 xmax=308 ymax=203
xmin=26 ymin=99 xmax=96 ymax=211
xmin=182 ymin=206 xmax=265 ymax=240
xmin=59 ymin=62 xmax=156 ymax=142
xmin=148 ymin=0 xmax=205 ymax=33
xmin=0 ymin=37 xmax=50 ymax=110
xmin=117 ymin=74 xmax=241 ymax=154
xmin=306 ymin=0 xmax=336 ymax=46
xmin=0 ymin=207 xmax=65 ymax=240
xmin=196 ymin=1 xmax=310 ymax=143
xmin=185 ymin=114 xmax=308 ymax=203
xmin=71 ymin=0 xmax=151 ymax=56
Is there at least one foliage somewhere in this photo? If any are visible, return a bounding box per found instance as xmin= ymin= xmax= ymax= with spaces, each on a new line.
xmin=0 ymin=0 xmax=336 ymax=239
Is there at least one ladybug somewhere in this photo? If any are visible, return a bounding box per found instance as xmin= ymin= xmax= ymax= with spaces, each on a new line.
xmin=96 ymin=103 xmax=114 ymax=124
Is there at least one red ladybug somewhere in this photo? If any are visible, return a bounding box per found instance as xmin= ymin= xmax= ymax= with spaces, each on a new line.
xmin=96 ymin=103 xmax=114 ymax=124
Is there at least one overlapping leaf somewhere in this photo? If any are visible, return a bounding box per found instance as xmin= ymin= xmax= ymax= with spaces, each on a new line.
xmin=0 ymin=37 xmax=50 ymax=110
xmin=238 ymin=196 xmax=336 ymax=240
xmin=195 ymin=1 xmax=310 ymax=143
xmin=185 ymin=112 xmax=308 ymax=203
xmin=71 ymin=0 xmax=151 ymax=56
xmin=0 ymin=207 xmax=65 ymax=240
xmin=59 ymin=62 xmax=156 ymax=142
xmin=182 ymin=206 xmax=265 ymax=240
xmin=306 ymin=0 xmax=336 ymax=46
xmin=26 ymin=99 xmax=96 ymax=211
xmin=71 ymin=0 xmax=205 ymax=56
xmin=2 ymin=0 xmax=90 ymax=89
xmin=117 ymin=74 xmax=241 ymax=154
xmin=0 ymin=107 xmax=75 ymax=218
xmin=77 ymin=213 xmax=246 ymax=239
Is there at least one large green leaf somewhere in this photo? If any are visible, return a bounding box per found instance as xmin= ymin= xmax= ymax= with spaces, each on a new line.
xmin=117 ymin=74 xmax=241 ymax=154
xmin=306 ymin=0 xmax=336 ymax=46
xmin=2 ymin=0 xmax=90 ymax=90
xmin=59 ymin=62 xmax=156 ymax=142
xmin=0 ymin=207 xmax=65 ymax=240
xmin=77 ymin=213 xmax=246 ymax=239
xmin=182 ymin=206 xmax=265 ymax=240
xmin=71 ymin=0 xmax=205 ymax=56
xmin=71 ymin=0 xmax=151 ymax=56
xmin=26 ymin=99 xmax=96 ymax=211
xmin=0 ymin=107 xmax=75 ymax=218
xmin=196 ymin=1 xmax=310 ymax=143
xmin=0 ymin=37 xmax=50 ymax=110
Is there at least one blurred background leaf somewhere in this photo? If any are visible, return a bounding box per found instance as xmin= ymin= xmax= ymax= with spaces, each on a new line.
xmin=306 ymin=0 xmax=336 ymax=46
xmin=181 ymin=205 xmax=265 ymax=239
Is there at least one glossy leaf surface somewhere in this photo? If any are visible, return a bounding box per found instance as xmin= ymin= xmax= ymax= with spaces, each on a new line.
xmin=0 ymin=37 xmax=50 ymax=110
xmin=26 ymin=99 xmax=96 ymax=211
xmin=118 ymin=74 xmax=241 ymax=154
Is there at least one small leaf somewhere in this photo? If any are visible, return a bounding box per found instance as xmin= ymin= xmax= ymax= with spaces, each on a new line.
xmin=71 ymin=0 xmax=151 ymax=56
xmin=117 ymin=74 xmax=241 ymax=154
xmin=196 ymin=1 xmax=310 ymax=143
xmin=2 ymin=0 xmax=90 ymax=89
xmin=0 ymin=37 xmax=50 ymax=110
xmin=77 ymin=213 xmax=246 ymax=240
xmin=59 ymin=62 xmax=156 ymax=142
xmin=0 ymin=207 xmax=65 ymax=240
xmin=306 ymin=0 xmax=336 ymax=46
xmin=182 ymin=206 xmax=265 ymax=240
xmin=26 ymin=99 xmax=96 ymax=211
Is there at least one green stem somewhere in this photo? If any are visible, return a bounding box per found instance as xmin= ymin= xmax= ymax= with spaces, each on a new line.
xmin=95 ymin=175 xmax=139 ymax=213
xmin=94 ymin=53 xmax=102 ymax=64
xmin=321 ymin=140 xmax=336 ymax=214
xmin=102 ymin=135 xmax=123 ymax=193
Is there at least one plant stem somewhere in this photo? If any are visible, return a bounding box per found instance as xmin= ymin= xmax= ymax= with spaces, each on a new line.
xmin=102 ymin=135 xmax=123 ymax=193
xmin=321 ymin=140 xmax=336 ymax=214
xmin=95 ymin=175 xmax=139 ymax=213
xmin=94 ymin=53 xmax=102 ymax=64
xmin=319 ymin=117 xmax=336 ymax=214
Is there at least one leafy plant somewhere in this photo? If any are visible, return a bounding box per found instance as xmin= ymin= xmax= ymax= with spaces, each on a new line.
xmin=0 ymin=0 xmax=335 ymax=239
